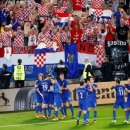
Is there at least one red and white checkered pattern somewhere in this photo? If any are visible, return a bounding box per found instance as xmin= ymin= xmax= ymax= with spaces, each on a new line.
xmin=34 ymin=53 xmax=46 ymax=68
xmin=53 ymin=32 xmax=61 ymax=45
xmin=13 ymin=32 xmax=24 ymax=47
xmin=125 ymin=19 xmax=129 ymax=27
xmin=15 ymin=9 xmax=24 ymax=21
xmin=23 ymin=7 xmax=33 ymax=21
xmin=0 ymin=33 xmax=2 ymax=48
xmin=1 ymin=31 xmax=12 ymax=47
xmin=38 ymin=31 xmax=51 ymax=43
xmin=81 ymin=28 xmax=92 ymax=41
xmin=90 ymin=0 xmax=104 ymax=8
xmin=94 ymin=43 xmax=105 ymax=66
xmin=61 ymin=31 xmax=71 ymax=43
xmin=94 ymin=9 xmax=103 ymax=18
xmin=37 ymin=4 xmax=50 ymax=16
xmin=62 ymin=0 xmax=67 ymax=7
xmin=53 ymin=6 xmax=67 ymax=13
xmin=81 ymin=0 xmax=86 ymax=8
xmin=110 ymin=0 xmax=119 ymax=4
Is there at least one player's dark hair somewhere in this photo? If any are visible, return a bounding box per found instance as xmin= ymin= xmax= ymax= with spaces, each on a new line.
xmin=116 ymin=78 xmax=120 ymax=84
xmin=80 ymin=81 xmax=84 ymax=86
xmin=3 ymin=64 xmax=7 ymax=70
xmin=60 ymin=73 xmax=64 ymax=76
xmin=18 ymin=59 xmax=22 ymax=64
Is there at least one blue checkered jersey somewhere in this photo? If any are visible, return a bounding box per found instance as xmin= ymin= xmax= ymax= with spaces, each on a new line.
xmin=114 ymin=85 xmax=125 ymax=101
xmin=58 ymin=79 xmax=70 ymax=94
xmin=77 ymin=87 xmax=88 ymax=101
xmin=85 ymin=84 xmax=98 ymax=101
xmin=125 ymin=84 xmax=130 ymax=101
xmin=49 ymin=82 xmax=61 ymax=98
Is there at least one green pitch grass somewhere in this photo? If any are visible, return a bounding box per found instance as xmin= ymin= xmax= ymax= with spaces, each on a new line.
xmin=0 ymin=105 xmax=130 ymax=130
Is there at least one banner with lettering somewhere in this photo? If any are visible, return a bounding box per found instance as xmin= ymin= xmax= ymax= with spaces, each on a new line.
xmin=106 ymin=41 xmax=128 ymax=68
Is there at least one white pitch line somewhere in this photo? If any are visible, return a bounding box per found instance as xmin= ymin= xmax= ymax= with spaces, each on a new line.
xmin=0 ymin=116 xmax=125 ymax=128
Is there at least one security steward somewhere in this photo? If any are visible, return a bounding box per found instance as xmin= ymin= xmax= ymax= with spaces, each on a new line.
xmin=54 ymin=60 xmax=68 ymax=79
xmin=101 ymin=55 xmax=114 ymax=82
xmin=83 ymin=57 xmax=94 ymax=82
xmin=0 ymin=64 xmax=12 ymax=89
xmin=14 ymin=59 xmax=25 ymax=88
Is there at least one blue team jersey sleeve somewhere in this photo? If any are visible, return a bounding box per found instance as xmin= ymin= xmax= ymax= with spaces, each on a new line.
xmin=49 ymin=83 xmax=60 ymax=93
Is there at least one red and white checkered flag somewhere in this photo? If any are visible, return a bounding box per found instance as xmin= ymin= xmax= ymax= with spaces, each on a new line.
xmin=94 ymin=9 xmax=103 ymax=18
xmin=94 ymin=43 xmax=105 ymax=66
xmin=34 ymin=53 xmax=46 ymax=68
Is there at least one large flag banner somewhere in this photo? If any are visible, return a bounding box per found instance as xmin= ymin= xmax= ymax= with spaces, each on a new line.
xmin=72 ymin=0 xmax=82 ymax=10
xmin=89 ymin=8 xmax=113 ymax=22
xmin=106 ymin=41 xmax=128 ymax=67
xmin=65 ymin=44 xmax=79 ymax=78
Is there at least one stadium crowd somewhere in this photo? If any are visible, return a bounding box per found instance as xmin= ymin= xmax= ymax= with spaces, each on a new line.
xmin=0 ymin=0 xmax=129 ymax=48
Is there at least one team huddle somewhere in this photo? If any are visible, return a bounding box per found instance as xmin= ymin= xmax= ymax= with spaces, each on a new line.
xmin=34 ymin=73 xmax=130 ymax=125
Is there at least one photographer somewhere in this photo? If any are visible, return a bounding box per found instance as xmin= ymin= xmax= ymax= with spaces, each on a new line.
xmin=54 ymin=60 xmax=68 ymax=79
xmin=0 ymin=64 xmax=12 ymax=89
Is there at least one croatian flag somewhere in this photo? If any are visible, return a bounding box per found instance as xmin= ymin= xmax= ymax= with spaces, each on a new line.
xmin=53 ymin=13 xmax=73 ymax=27
xmin=89 ymin=8 xmax=113 ymax=22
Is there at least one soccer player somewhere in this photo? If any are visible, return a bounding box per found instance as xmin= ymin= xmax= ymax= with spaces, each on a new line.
xmin=37 ymin=75 xmax=52 ymax=119
xmin=85 ymin=77 xmax=98 ymax=125
xmin=34 ymin=73 xmax=44 ymax=118
xmin=76 ymin=81 xmax=88 ymax=125
xmin=58 ymin=73 xmax=75 ymax=118
xmin=124 ymin=77 xmax=130 ymax=122
xmin=111 ymin=79 xmax=129 ymax=123
xmin=49 ymin=77 xmax=66 ymax=121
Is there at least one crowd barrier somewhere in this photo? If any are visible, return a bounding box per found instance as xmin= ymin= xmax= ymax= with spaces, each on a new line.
xmin=0 ymin=81 xmax=128 ymax=112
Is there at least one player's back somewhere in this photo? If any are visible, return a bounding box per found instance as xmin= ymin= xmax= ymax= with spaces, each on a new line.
xmin=125 ymin=84 xmax=130 ymax=101
xmin=77 ymin=87 xmax=88 ymax=102
xmin=53 ymin=82 xmax=61 ymax=99
xmin=40 ymin=80 xmax=51 ymax=94
xmin=115 ymin=85 xmax=125 ymax=102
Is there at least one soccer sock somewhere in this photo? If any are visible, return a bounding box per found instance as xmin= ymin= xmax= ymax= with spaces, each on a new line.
xmin=87 ymin=111 xmax=90 ymax=121
xmin=60 ymin=108 xmax=65 ymax=115
xmin=128 ymin=110 xmax=130 ymax=119
xmin=77 ymin=111 xmax=82 ymax=120
xmin=48 ymin=106 xmax=52 ymax=117
xmin=43 ymin=108 xmax=47 ymax=117
xmin=36 ymin=106 xmax=39 ymax=114
xmin=84 ymin=113 xmax=87 ymax=123
xmin=94 ymin=110 xmax=97 ymax=119
xmin=55 ymin=111 xmax=58 ymax=117
xmin=113 ymin=111 xmax=116 ymax=120
xmin=39 ymin=106 xmax=42 ymax=114
xmin=69 ymin=104 xmax=74 ymax=116
xmin=125 ymin=111 xmax=129 ymax=121
xmin=63 ymin=106 xmax=67 ymax=116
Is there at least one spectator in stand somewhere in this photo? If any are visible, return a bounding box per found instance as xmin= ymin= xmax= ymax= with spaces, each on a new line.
xmin=119 ymin=2 xmax=129 ymax=15
xmin=71 ymin=24 xmax=82 ymax=43
xmin=110 ymin=0 xmax=119 ymax=12
xmin=105 ymin=20 xmax=116 ymax=41
xmin=0 ymin=1 xmax=7 ymax=23
xmin=113 ymin=6 xmax=121 ymax=27
xmin=53 ymin=1 xmax=70 ymax=13
xmin=28 ymin=26 xmax=38 ymax=46
xmin=1 ymin=25 xmax=12 ymax=47
xmin=0 ymin=21 xmax=5 ymax=33
xmin=90 ymin=0 xmax=104 ymax=8
xmin=13 ymin=26 xmax=24 ymax=47
xmin=11 ymin=13 xmax=22 ymax=31
xmin=116 ymin=19 xmax=129 ymax=42
xmin=31 ymin=0 xmax=56 ymax=17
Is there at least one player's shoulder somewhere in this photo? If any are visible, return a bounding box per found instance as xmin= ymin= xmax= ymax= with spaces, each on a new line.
xmin=93 ymin=83 xmax=98 ymax=87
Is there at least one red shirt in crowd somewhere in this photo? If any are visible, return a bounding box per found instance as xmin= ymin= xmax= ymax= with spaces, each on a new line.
xmin=71 ymin=28 xmax=82 ymax=43
xmin=105 ymin=26 xmax=116 ymax=41
xmin=71 ymin=20 xmax=80 ymax=29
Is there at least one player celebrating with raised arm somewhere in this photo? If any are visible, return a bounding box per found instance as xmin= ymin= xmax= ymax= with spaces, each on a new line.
xmin=76 ymin=81 xmax=88 ymax=125
xmin=48 ymin=77 xmax=66 ymax=121
xmin=124 ymin=77 xmax=130 ymax=122
xmin=58 ymin=73 xmax=75 ymax=118
xmin=85 ymin=77 xmax=98 ymax=125
xmin=111 ymin=79 xmax=130 ymax=123
xmin=34 ymin=73 xmax=44 ymax=118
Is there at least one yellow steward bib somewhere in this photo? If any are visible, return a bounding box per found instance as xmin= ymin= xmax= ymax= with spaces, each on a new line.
xmin=83 ymin=63 xmax=92 ymax=79
xmin=14 ymin=65 xmax=25 ymax=80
